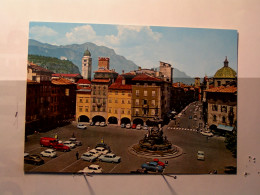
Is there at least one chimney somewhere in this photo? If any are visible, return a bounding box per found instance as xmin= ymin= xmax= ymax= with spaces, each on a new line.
xmin=122 ymin=77 xmax=126 ymax=85
xmin=122 ymin=70 xmax=124 ymax=74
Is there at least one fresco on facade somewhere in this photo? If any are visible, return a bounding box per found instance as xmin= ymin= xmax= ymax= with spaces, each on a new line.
xmin=25 ymin=22 xmax=237 ymax=174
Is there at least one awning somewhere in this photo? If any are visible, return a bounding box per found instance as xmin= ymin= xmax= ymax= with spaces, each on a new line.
xmin=217 ymin=124 xmax=234 ymax=131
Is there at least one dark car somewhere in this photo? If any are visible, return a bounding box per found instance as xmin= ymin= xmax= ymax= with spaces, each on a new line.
xmin=53 ymin=143 xmax=70 ymax=152
xmin=24 ymin=154 xmax=44 ymax=165
xmin=141 ymin=161 xmax=163 ymax=172
xmin=95 ymin=143 xmax=111 ymax=153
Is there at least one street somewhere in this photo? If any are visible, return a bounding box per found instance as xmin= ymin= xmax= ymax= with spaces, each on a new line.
xmin=24 ymin=102 xmax=236 ymax=174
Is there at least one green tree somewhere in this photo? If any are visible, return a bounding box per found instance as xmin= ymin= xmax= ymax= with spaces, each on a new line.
xmin=225 ymin=123 xmax=237 ymax=158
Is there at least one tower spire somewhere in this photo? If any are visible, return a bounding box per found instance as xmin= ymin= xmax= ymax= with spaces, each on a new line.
xmin=224 ymin=56 xmax=229 ymax=67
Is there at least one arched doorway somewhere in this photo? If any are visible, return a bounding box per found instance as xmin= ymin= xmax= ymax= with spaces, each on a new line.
xmin=108 ymin=116 xmax=118 ymax=124
xmin=92 ymin=115 xmax=106 ymax=123
xmin=133 ymin=118 xmax=144 ymax=125
xmin=78 ymin=115 xmax=90 ymax=122
xmin=121 ymin=117 xmax=131 ymax=125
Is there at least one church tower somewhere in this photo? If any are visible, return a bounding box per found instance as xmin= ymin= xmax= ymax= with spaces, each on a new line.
xmin=82 ymin=49 xmax=92 ymax=80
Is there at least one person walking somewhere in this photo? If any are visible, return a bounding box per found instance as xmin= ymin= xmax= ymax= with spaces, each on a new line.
xmin=76 ymin=151 xmax=79 ymax=160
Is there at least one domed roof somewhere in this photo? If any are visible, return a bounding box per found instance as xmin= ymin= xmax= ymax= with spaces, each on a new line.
xmin=214 ymin=57 xmax=236 ymax=79
xmin=83 ymin=49 xmax=91 ymax=56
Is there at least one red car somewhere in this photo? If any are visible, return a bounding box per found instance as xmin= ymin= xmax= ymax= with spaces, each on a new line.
xmin=40 ymin=137 xmax=58 ymax=147
xmin=53 ymin=143 xmax=70 ymax=152
xmin=153 ymin=158 xmax=165 ymax=168
xmin=131 ymin=124 xmax=137 ymax=129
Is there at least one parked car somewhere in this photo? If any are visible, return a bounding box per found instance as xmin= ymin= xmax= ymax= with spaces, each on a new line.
xmin=95 ymin=143 xmax=111 ymax=153
xmin=143 ymin=125 xmax=148 ymax=130
xmin=136 ymin=124 xmax=142 ymax=130
xmin=63 ymin=141 xmax=76 ymax=149
xmin=121 ymin=123 xmax=125 ymax=128
xmin=89 ymin=149 xmax=101 ymax=157
xmin=141 ymin=161 xmax=163 ymax=172
xmin=77 ymin=123 xmax=87 ymax=129
xmin=153 ymin=158 xmax=165 ymax=168
xmin=99 ymin=153 xmax=121 ymax=163
xmin=201 ymin=131 xmax=214 ymax=137
xmin=24 ymin=154 xmax=44 ymax=165
xmin=53 ymin=143 xmax=70 ymax=152
xmin=126 ymin=124 xmax=131 ymax=129
xmin=79 ymin=165 xmax=103 ymax=173
xmin=40 ymin=149 xmax=57 ymax=158
xmin=100 ymin=122 xmax=107 ymax=127
xmin=69 ymin=137 xmax=82 ymax=146
xmin=40 ymin=137 xmax=58 ymax=147
xmin=81 ymin=152 xmax=98 ymax=162
xmin=95 ymin=147 xmax=109 ymax=155
xmin=131 ymin=124 xmax=137 ymax=129
xmin=197 ymin=151 xmax=205 ymax=160
xmin=90 ymin=122 xmax=95 ymax=126
xmin=95 ymin=122 xmax=100 ymax=126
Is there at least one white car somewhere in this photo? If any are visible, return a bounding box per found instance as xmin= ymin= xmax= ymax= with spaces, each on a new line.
xmin=63 ymin=141 xmax=76 ymax=149
xmin=201 ymin=131 xmax=214 ymax=137
xmin=99 ymin=153 xmax=121 ymax=163
xmin=79 ymin=165 xmax=103 ymax=173
xmin=77 ymin=123 xmax=87 ymax=129
xmin=126 ymin=124 xmax=131 ymax=129
xmin=40 ymin=149 xmax=57 ymax=158
xmin=81 ymin=152 xmax=98 ymax=162
xmin=136 ymin=124 xmax=142 ymax=130
xmin=143 ymin=125 xmax=148 ymax=130
xmin=100 ymin=122 xmax=107 ymax=127
xmin=197 ymin=151 xmax=205 ymax=160
xmin=89 ymin=149 xmax=101 ymax=157
xmin=95 ymin=122 xmax=100 ymax=126
xmin=69 ymin=137 xmax=82 ymax=146
xmin=95 ymin=147 xmax=109 ymax=155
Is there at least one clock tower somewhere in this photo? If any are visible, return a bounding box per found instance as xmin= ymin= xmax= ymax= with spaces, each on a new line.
xmin=82 ymin=49 xmax=92 ymax=80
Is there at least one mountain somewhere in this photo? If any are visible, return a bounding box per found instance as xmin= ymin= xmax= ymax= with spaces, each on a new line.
xmin=28 ymin=39 xmax=194 ymax=84
xmin=28 ymin=55 xmax=80 ymax=74
xmin=28 ymin=39 xmax=138 ymax=75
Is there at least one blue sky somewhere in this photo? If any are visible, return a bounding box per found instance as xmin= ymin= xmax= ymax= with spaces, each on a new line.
xmin=29 ymin=22 xmax=238 ymax=77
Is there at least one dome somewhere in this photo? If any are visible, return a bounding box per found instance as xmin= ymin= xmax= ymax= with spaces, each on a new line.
xmin=83 ymin=49 xmax=91 ymax=56
xmin=214 ymin=57 xmax=236 ymax=78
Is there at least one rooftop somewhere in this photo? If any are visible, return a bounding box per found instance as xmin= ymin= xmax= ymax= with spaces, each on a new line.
xmin=51 ymin=77 xmax=74 ymax=85
xmin=109 ymin=76 xmax=132 ymax=90
xmin=91 ymin=79 xmax=110 ymax=83
xmin=52 ymin=73 xmax=82 ymax=78
xmin=77 ymin=79 xmax=91 ymax=84
xmin=28 ymin=62 xmax=53 ymax=73
xmin=132 ymin=73 xmax=162 ymax=82
xmin=205 ymin=85 xmax=237 ymax=93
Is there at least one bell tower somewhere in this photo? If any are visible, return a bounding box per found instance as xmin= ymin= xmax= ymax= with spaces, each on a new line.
xmin=82 ymin=49 xmax=92 ymax=80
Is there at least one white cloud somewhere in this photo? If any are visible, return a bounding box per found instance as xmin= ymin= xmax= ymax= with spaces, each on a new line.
xmin=65 ymin=25 xmax=97 ymax=44
xmin=30 ymin=26 xmax=58 ymax=39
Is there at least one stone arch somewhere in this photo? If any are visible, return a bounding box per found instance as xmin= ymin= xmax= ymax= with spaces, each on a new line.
xmin=108 ymin=116 xmax=118 ymax=124
xmin=92 ymin=115 xmax=106 ymax=123
xmin=121 ymin=117 xmax=131 ymax=125
xmin=133 ymin=118 xmax=144 ymax=125
xmin=78 ymin=115 xmax=90 ymax=122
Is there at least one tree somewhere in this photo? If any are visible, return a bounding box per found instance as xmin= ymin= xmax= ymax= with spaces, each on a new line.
xmin=225 ymin=123 xmax=237 ymax=158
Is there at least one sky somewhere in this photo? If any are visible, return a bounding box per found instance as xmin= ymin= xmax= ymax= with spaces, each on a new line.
xmin=29 ymin=22 xmax=238 ymax=77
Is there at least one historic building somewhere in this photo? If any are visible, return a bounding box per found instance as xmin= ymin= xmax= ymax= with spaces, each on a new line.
xmin=27 ymin=62 xmax=53 ymax=82
xmin=52 ymin=73 xmax=83 ymax=83
xmin=81 ymin=49 xmax=92 ymax=80
xmin=213 ymin=57 xmax=236 ymax=87
xmin=205 ymin=85 xmax=237 ymax=133
xmin=108 ymin=75 xmax=132 ymax=125
xmin=76 ymin=79 xmax=92 ymax=122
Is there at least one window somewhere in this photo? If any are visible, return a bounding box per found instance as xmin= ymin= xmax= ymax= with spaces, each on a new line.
xmin=152 ymin=91 xmax=156 ymax=97
xmin=86 ymin=99 xmax=88 ymax=103
xmin=115 ymin=99 xmax=118 ymax=103
xmin=143 ymin=99 xmax=147 ymax=104
xmin=109 ymin=98 xmax=112 ymax=103
xmin=65 ymin=89 xmax=69 ymax=96
xmin=85 ymin=107 xmax=88 ymax=112
xmin=128 ymin=100 xmax=131 ymax=104
xmin=135 ymin=99 xmax=139 ymax=106
xmin=136 ymin=90 xmax=139 ymax=96
xmin=93 ymin=98 xmax=96 ymax=103
xmin=135 ymin=109 xmax=139 ymax=116
xmin=115 ymin=109 xmax=118 ymax=114
xmin=92 ymin=106 xmax=95 ymax=111
xmin=151 ymin=109 xmax=155 ymax=115
xmin=213 ymin=115 xmax=217 ymax=121
xmin=222 ymin=116 xmax=226 ymax=123
xmin=221 ymin=106 xmax=227 ymax=113
xmin=143 ymin=108 xmax=148 ymax=115
xmin=115 ymin=91 xmax=118 ymax=95
xmin=109 ymin=108 xmax=111 ymax=113
xmin=127 ymin=110 xmax=131 ymax=115
xmin=79 ymin=107 xmax=83 ymax=112
xmin=122 ymin=109 xmax=124 ymax=114
xmin=230 ymin=106 xmax=233 ymax=113
xmin=79 ymin=98 xmax=83 ymax=103
xmin=217 ymin=81 xmax=221 ymax=86
xmin=144 ymin=90 xmax=147 ymax=96
xmin=152 ymin=100 xmax=155 ymax=106
xmin=212 ymin=105 xmax=218 ymax=111
xmin=122 ymin=99 xmax=125 ymax=104
xmin=122 ymin=91 xmax=125 ymax=95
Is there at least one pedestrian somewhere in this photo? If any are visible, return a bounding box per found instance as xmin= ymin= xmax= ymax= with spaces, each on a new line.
xmin=76 ymin=151 xmax=79 ymax=160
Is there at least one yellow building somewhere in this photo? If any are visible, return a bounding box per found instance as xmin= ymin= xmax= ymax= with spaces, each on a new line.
xmin=76 ymin=79 xmax=92 ymax=122
xmin=108 ymin=75 xmax=132 ymax=125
